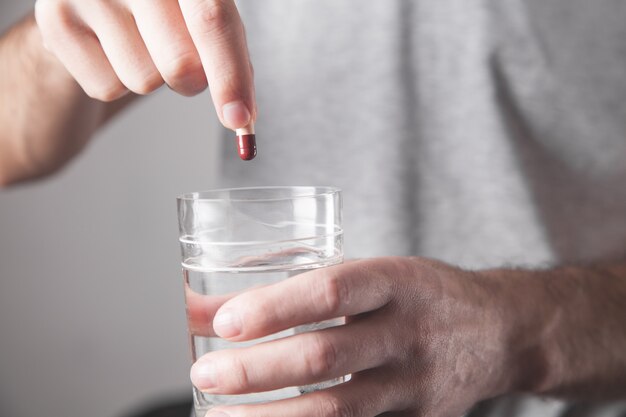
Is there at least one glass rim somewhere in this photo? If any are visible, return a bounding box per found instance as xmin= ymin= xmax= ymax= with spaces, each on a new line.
xmin=177 ymin=186 xmax=342 ymax=203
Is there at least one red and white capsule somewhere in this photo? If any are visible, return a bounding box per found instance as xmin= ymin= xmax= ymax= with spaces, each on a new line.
xmin=235 ymin=124 xmax=257 ymax=161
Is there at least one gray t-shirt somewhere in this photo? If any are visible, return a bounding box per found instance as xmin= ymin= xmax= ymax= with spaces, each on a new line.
xmin=218 ymin=1 xmax=626 ymax=415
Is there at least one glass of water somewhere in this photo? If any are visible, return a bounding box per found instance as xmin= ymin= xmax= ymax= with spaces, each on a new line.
xmin=177 ymin=186 xmax=344 ymax=416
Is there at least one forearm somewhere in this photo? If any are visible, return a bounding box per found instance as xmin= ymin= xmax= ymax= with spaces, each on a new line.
xmin=0 ymin=13 xmax=128 ymax=186
xmin=484 ymin=261 xmax=626 ymax=400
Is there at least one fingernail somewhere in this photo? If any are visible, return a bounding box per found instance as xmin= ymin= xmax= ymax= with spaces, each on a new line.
xmin=205 ymin=412 xmax=229 ymax=417
xmin=222 ymin=100 xmax=251 ymax=129
xmin=213 ymin=309 xmax=242 ymax=338
xmin=190 ymin=361 xmax=216 ymax=390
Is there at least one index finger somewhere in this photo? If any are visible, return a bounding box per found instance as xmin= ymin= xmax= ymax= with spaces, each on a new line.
xmin=213 ymin=259 xmax=397 ymax=341
xmin=178 ymin=0 xmax=256 ymax=129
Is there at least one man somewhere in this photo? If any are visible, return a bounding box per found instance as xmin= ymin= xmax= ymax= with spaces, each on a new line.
xmin=1 ymin=1 xmax=626 ymax=416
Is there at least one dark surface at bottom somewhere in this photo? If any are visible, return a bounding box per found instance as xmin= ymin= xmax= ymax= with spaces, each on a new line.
xmin=121 ymin=397 xmax=193 ymax=417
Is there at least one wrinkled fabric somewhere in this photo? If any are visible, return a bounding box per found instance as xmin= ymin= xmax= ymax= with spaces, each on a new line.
xmin=217 ymin=1 xmax=626 ymax=415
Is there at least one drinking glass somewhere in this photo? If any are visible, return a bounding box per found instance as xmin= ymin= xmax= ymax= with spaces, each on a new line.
xmin=177 ymin=186 xmax=344 ymax=416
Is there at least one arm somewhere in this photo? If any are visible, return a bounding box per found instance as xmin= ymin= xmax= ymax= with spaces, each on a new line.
xmin=0 ymin=14 xmax=127 ymax=186
xmin=186 ymin=257 xmax=626 ymax=416
xmin=484 ymin=261 xmax=626 ymax=400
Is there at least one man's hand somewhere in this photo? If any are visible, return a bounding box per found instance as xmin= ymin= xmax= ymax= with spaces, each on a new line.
xmin=188 ymin=257 xmax=626 ymax=416
xmin=34 ymin=0 xmax=256 ymax=129
xmin=0 ymin=0 xmax=255 ymax=186
xmin=189 ymin=257 xmax=515 ymax=417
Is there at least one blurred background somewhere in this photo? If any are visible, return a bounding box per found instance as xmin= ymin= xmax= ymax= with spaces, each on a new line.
xmin=0 ymin=3 xmax=222 ymax=417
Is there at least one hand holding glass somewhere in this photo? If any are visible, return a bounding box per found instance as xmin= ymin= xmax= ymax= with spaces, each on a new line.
xmin=177 ymin=186 xmax=344 ymax=416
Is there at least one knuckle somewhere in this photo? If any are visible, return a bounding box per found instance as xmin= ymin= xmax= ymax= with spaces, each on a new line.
xmin=35 ymin=0 xmax=63 ymax=21
xmin=223 ymin=355 xmax=250 ymax=393
xmin=317 ymin=393 xmax=354 ymax=417
xmin=35 ymin=0 xmax=75 ymax=34
xmin=320 ymin=273 xmax=344 ymax=315
xmin=304 ymin=333 xmax=338 ymax=379
xmin=164 ymin=53 xmax=201 ymax=80
xmin=247 ymin=297 xmax=277 ymax=333
xmin=189 ymin=0 xmax=235 ymax=35
xmin=162 ymin=53 xmax=207 ymax=94
xmin=85 ymin=83 xmax=127 ymax=102
xmin=126 ymin=74 xmax=163 ymax=95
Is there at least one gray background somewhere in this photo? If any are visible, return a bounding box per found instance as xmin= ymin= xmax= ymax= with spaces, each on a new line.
xmin=0 ymin=3 xmax=221 ymax=417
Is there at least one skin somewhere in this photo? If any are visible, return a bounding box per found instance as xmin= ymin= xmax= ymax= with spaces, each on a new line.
xmin=1 ymin=3 xmax=626 ymax=417
xmin=0 ymin=0 xmax=255 ymax=186
xmin=188 ymin=258 xmax=626 ymax=417
xmin=0 ymin=14 xmax=107 ymax=185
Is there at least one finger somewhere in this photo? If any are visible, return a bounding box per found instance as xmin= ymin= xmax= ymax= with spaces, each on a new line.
xmin=207 ymin=370 xmax=398 ymax=417
xmin=80 ymin=2 xmax=164 ymax=95
xmin=35 ymin=0 xmax=127 ymax=101
xmin=185 ymin=280 xmax=274 ymax=337
xmin=213 ymin=259 xmax=396 ymax=341
xmin=185 ymin=283 xmax=233 ymax=337
xmin=178 ymin=0 xmax=256 ymax=129
xmin=191 ymin=316 xmax=390 ymax=394
xmin=131 ymin=0 xmax=207 ymax=96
